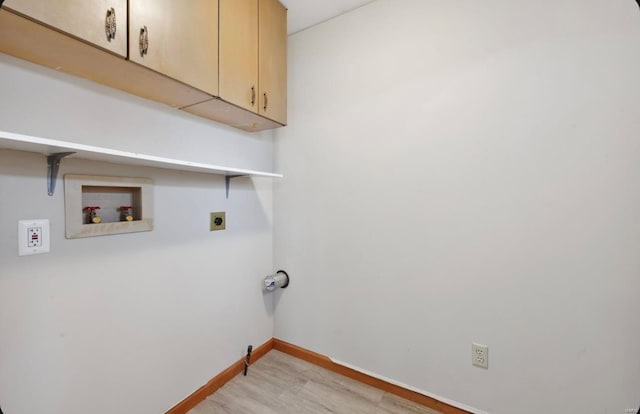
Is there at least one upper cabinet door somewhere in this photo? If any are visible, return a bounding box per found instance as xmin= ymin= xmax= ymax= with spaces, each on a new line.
xmin=258 ymin=0 xmax=287 ymax=125
xmin=2 ymin=0 xmax=127 ymax=57
xmin=219 ymin=0 xmax=258 ymax=113
xmin=129 ymin=0 xmax=219 ymax=97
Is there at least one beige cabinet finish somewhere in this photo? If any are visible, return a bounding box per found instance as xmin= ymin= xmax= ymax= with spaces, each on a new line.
xmin=0 ymin=0 xmax=286 ymax=131
xmin=182 ymin=98 xmax=282 ymax=132
xmin=218 ymin=0 xmax=287 ymax=125
xmin=2 ymin=0 xmax=127 ymax=57
xmin=0 ymin=9 xmax=211 ymax=109
xmin=219 ymin=0 xmax=259 ymax=112
xmin=259 ymin=0 xmax=287 ymax=125
xmin=129 ymin=0 xmax=219 ymax=96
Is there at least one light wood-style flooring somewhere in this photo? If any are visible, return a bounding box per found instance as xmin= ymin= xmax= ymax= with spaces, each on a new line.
xmin=189 ymin=350 xmax=441 ymax=414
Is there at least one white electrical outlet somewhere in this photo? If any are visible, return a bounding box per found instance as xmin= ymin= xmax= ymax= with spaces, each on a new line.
xmin=18 ymin=219 xmax=50 ymax=256
xmin=472 ymin=343 xmax=489 ymax=369
xmin=28 ymin=227 xmax=43 ymax=247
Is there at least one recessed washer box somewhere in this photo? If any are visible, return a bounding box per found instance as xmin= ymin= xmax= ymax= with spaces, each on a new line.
xmin=64 ymin=174 xmax=153 ymax=239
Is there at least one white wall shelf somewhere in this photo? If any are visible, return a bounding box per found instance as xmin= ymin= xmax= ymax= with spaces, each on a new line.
xmin=0 ymin=130 xmax=283 ymax=197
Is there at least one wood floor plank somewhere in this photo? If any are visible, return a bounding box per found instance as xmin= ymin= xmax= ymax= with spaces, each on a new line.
xmin=380 ymin=393 xmax=442 ymax=414
xmin=188 ymin=350 xmax=442 ymax=414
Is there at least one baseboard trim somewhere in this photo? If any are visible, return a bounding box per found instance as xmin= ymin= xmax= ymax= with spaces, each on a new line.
xmin=167 ymin=337 xmax=474 ymax=414
xmin=165 ymin=338 xmax=274 ymax=414
xmin=273 ymin=338 xmax=472 ymax=414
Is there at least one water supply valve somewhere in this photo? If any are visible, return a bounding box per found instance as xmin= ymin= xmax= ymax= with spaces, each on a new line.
xmin=84 ymin=206 xmax=102 ymax=224
xmin=120 ymin=205 xmax=134 ymax=222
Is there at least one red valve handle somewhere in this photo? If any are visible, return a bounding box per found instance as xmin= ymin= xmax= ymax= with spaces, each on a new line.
xmin=83 ymin=206 xmax=101 ymax=211
xmin=119 ymin=205 xmax=133 ymax=210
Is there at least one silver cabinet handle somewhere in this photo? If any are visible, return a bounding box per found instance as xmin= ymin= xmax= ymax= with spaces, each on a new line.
xmin=105 ymin=8 xmax=116 ymax=41
xmin=263 ymin=92 xmax=268 ymax=111
xmin=139 ymin=26 xmax=149 ymax=56
xmin=251 ymin=86 xmax=256 ymax=107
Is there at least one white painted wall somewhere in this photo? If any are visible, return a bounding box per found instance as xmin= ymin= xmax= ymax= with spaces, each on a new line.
xmin=0 ymin=54 xmax=275 ymax=413
xmin=273 ymin=1 xmax=640 ymax=413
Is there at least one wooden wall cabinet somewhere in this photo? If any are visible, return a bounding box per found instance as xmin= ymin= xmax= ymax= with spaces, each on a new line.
xmin=182 ymin=0 xmax=287 ymax=131
xmin=259 ymin=0 xmax=288 ymax=125
xmin=2 ymin=0 xmax=127 ymax=57
xmin=0 ymin=1 xmax=286 ymax=132
xmin=219 ymin=0 xmax=259 ymax=113
xmin=129 ymin=0 xmax=219 ymax=97
xmin=216 ymin=0 xmax=287 ymax=126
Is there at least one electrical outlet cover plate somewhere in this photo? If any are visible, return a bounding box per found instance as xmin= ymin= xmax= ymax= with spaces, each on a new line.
xmin=472 ymin=343 xmax=489 ymax=369
xmin=18 ymin=219 xmax=50 ymax=256
xmin=210 ymin=212 xmax=226 ymax=231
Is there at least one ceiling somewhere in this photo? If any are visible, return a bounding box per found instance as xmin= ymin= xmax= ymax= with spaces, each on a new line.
xmin=281 ymin=0 xmax=375 ymax=34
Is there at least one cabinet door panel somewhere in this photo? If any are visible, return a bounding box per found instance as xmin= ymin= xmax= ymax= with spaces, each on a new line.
xmin=219 ymin=0 xmax=259 ymax=112
xmin=129 ymin=0 xmax=219 ymax=96
xmin=258 ymin=0 xmax=287 ymax=125
xmin=2 ymin=0 xmax=127 ymax=57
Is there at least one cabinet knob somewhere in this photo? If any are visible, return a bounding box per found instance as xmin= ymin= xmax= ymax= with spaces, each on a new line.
xmin=251 ymin=86 xmax=256 ymax=107
xmin=105 ymin=8 xmax=116 ymax=41
xmin=263 ymin=92 xmax=268 ymax=111
xmin=139 ymin=26 xmax=149 ymax=57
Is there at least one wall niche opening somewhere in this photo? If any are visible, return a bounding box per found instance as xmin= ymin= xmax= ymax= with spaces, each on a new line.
xmin=64 ymin=175 xmax=153 ymax=239
xmin=81 ymin=186 xmax=142 ymax=224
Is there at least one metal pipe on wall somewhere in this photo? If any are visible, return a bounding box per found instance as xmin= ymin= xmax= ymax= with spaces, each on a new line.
xmin=263 ymin=270 xmax=289 ymax=292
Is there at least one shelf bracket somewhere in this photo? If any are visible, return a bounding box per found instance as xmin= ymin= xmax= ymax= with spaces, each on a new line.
xmin=47 ymin=152 xmax=75 ymax=196
xmin=225 ymin=175 xmax=245 ymax=199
